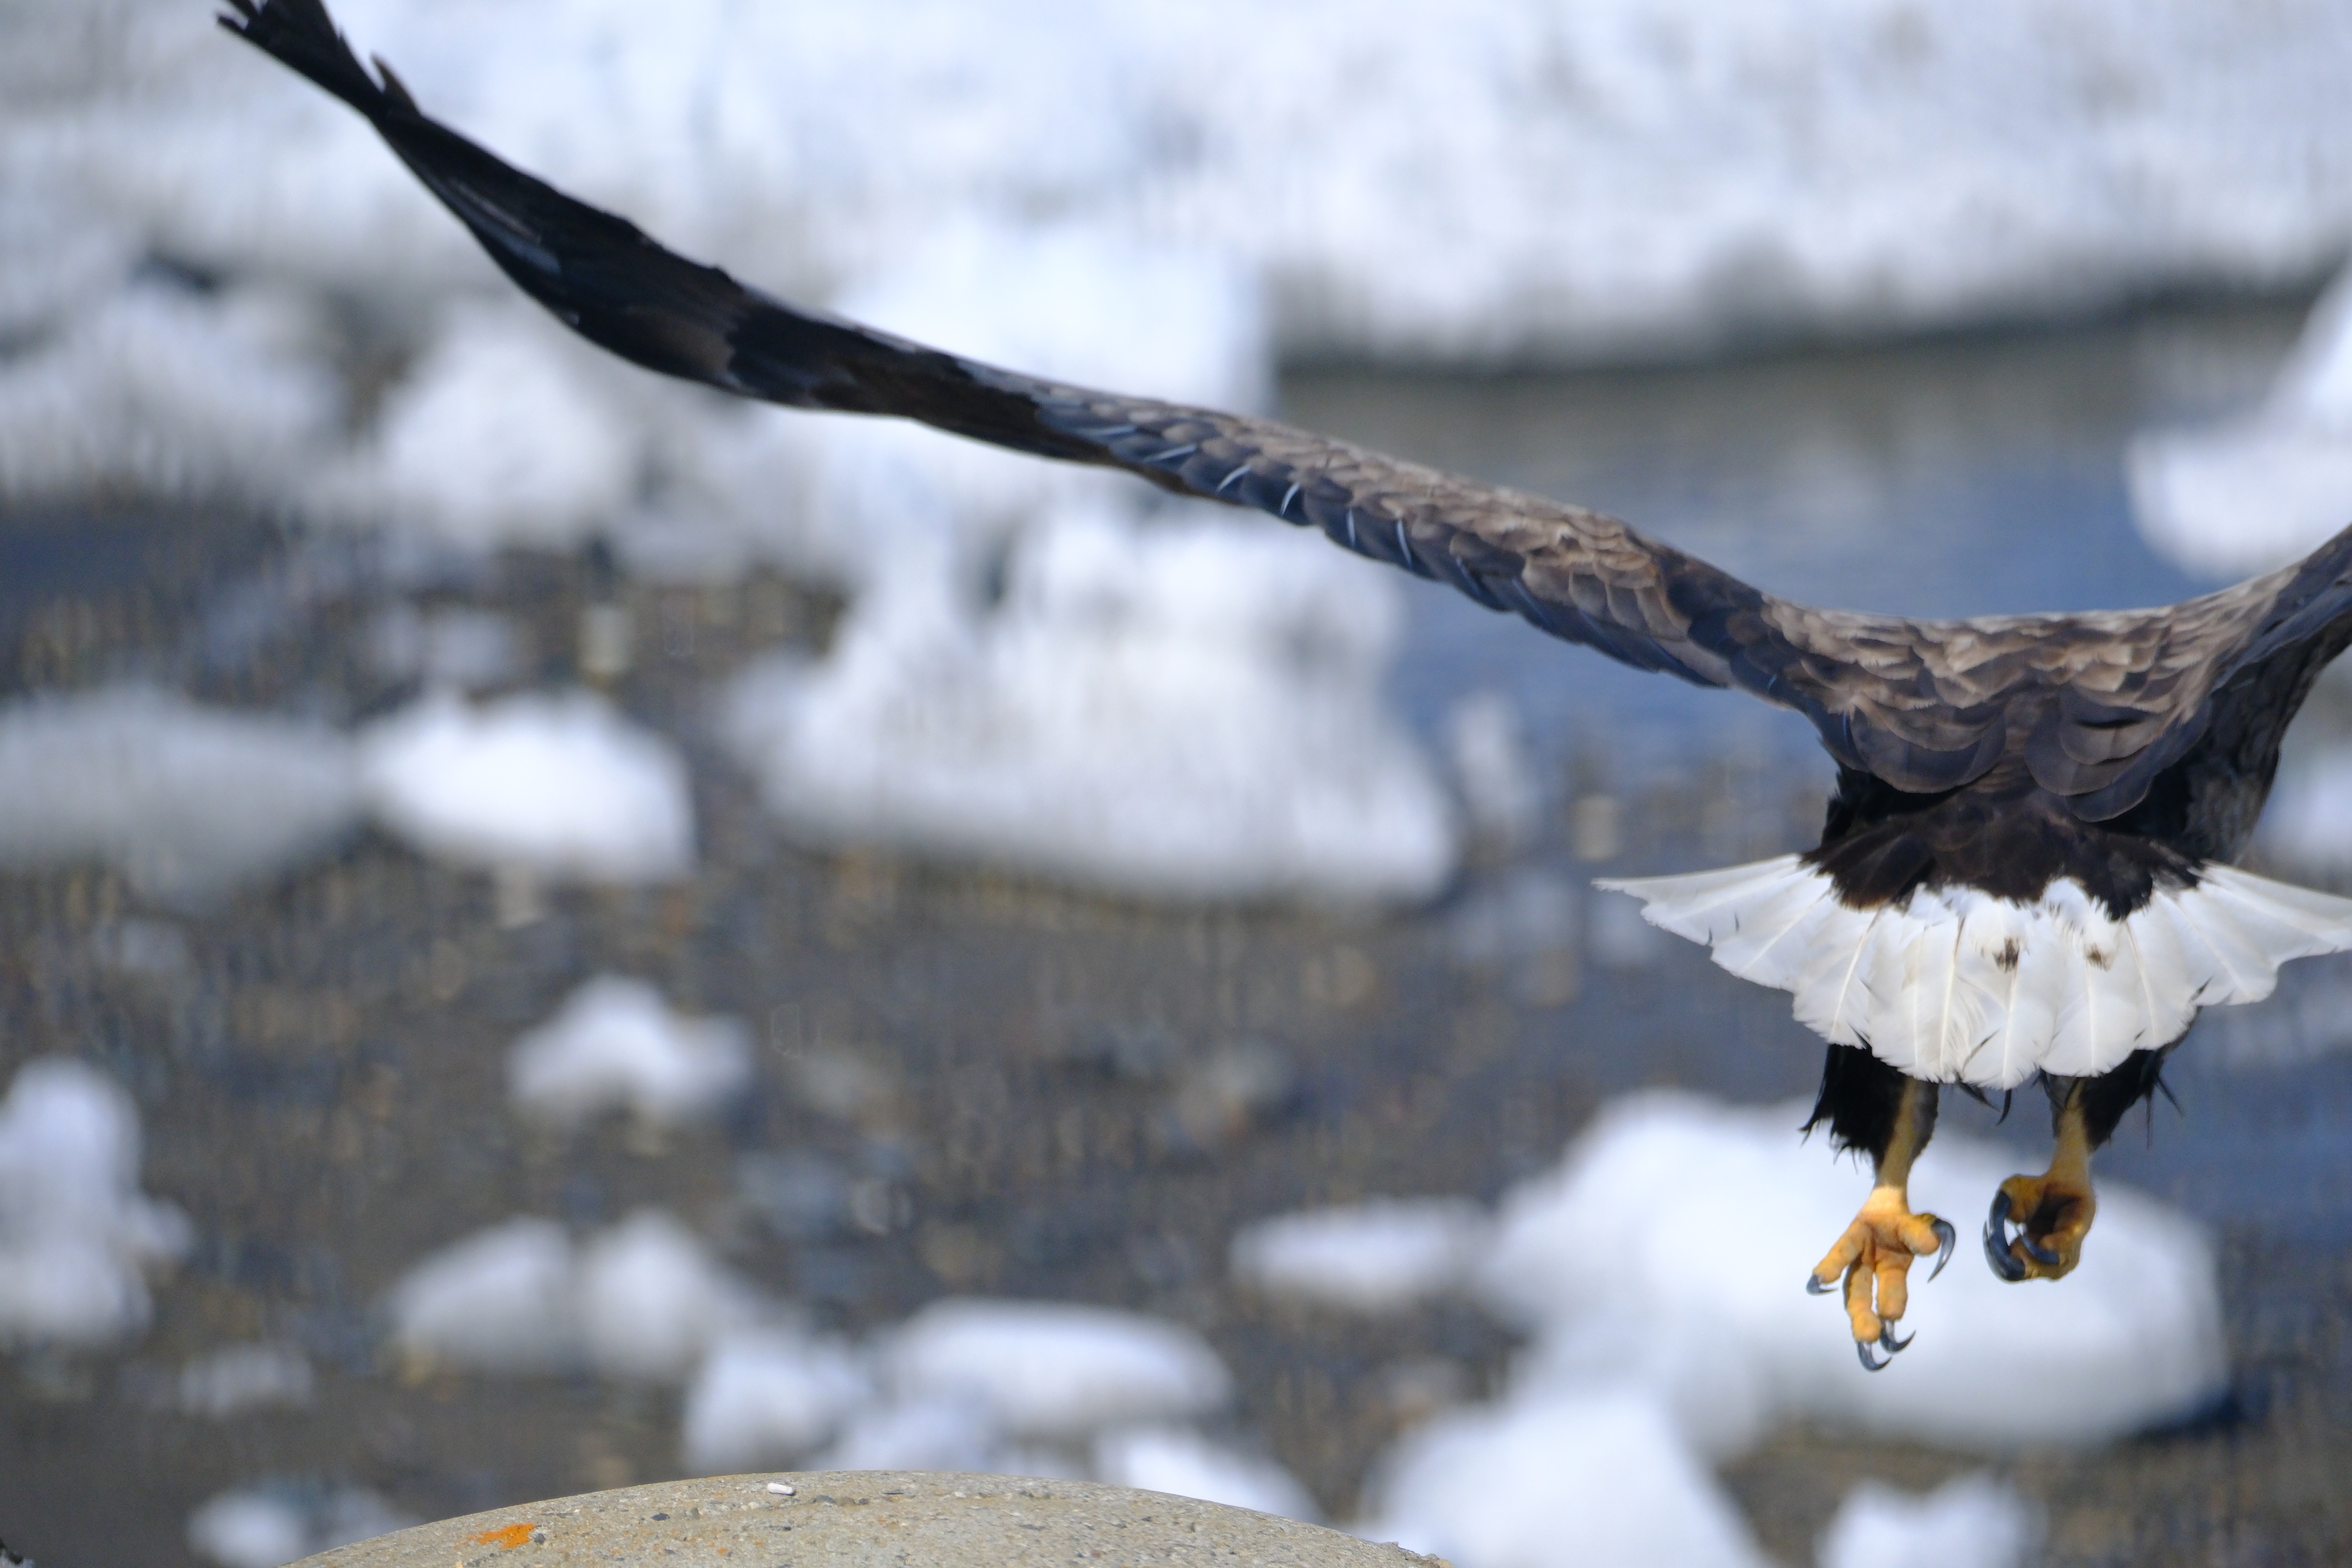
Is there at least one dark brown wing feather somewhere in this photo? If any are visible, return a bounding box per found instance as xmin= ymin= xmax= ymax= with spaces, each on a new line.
xmin=220 ymin=0 xmax=2352 ymax=822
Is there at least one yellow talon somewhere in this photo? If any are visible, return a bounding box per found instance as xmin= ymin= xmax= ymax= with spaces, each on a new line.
xmin=1983 ymin=1090 xmax=2099 ymax=1282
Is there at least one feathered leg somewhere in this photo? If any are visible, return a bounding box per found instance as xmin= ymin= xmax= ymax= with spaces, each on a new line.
xmin=1805 ymin=1045 xmax=1957 ymax=1370
xmin=1984 ymin=1045 xmax=2172 ymax=1281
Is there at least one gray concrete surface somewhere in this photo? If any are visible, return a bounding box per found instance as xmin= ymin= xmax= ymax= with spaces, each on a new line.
xmin=291 ymin=1472 xmax=1448 ymax=1567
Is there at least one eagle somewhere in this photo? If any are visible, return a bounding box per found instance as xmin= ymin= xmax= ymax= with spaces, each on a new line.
xmin=225 ymin=0 xmax=2352 ymax=1370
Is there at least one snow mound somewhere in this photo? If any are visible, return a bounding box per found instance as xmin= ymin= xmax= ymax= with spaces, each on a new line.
xmin=508 ymin=976 xmax=751 ymax=1133
xmin=2130 ymin=262 xmax=2352 ymax=578
xmin=172 ymin=1342 xmax=316 ymax=1419
xmin=0 ymin=686 xmax=362 ymax=902
xmin=1093 ymin=1425 xmax=1320 ymax=1522
xmin=186 ymin=1482 xmax=414 ymax=1568
xmin=744 ymin=224 xmax=1266 ymax=586
xmin=385 ymin=1210 xmax=759 ymax=1383
xmin=1477 ymin=1092 xmax=2226 ymax=1452
xmin=812 ymin=1392 xmax=1047 ymax=1478
xmin=0 ymin=1057 xmax=193 ymax=1353
xmin=884 ymin=1298 xmax=1231 ymax=1440
xmin=383 ymin=1216 xmax=580 ymax=1378
xmin=1446 ymin=691 xmax=1544 ymax=856
xmin=1818 ymin=1474 xmax=2039 ymax=1568
xmin=2256 ymin=740 xmax=2352 ymax=870
xmin=0 ymin=279 xmax=339 ymax=503
xmin=314 ymin=300 xmax=643 ymax=551
xmin=1357 ymin=1386 xmax=1771 ymax=1568
xmin=723 ymin=503 xmax=1456 ymax=905
xmin=680 ymin=1328 xmax=876 ymax=1476
xmin=358 ymin=688 xmax=694 ymax=882
xmin=40 ymin=0 xmax=2352 ymax=366
xmin=1231 ymin=1198 xmax=1491 ymax=1314
xmin=576 ymin=1210 xmax=762 ymax=1383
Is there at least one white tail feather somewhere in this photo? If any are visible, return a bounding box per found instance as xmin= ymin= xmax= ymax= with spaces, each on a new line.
xmin=1599 ymin=856 xmax=2352 ymax=1089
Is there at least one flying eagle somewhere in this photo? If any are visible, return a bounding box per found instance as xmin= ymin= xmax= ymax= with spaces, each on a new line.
xmin=226 ymin=0 xmax=2352 ymax=1369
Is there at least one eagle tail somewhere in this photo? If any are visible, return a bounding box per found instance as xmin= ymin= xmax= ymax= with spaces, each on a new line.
xmin=1600 ymin=857 xmax=2352 ymax=1089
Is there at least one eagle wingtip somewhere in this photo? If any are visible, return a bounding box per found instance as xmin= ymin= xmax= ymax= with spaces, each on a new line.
xmin=218 ymin=0 xmax=395 ymax=119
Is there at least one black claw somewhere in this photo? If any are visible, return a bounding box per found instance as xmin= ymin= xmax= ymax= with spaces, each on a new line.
xmin=1857 ymin=1338 xmax=1891 ymax=1372
xmin=1927 ymin=1217 xmax=1956 ymax=1281
xmin=1983 ymin=1191 xmax=2027 ymax=1282
xmin=1879 ymin=1321 xmax=1913 ymax=1354
xmin=2021 ymin=1232 xmax=2063 ymax=1266
xmin=1805 ymin=1271 xmax=1837 ymax=1296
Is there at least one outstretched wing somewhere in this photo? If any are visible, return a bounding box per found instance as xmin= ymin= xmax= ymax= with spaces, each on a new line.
xmin=219 ymin=0 xmax=2352 ymax=821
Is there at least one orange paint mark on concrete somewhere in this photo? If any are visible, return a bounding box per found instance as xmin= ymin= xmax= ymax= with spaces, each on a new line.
xmin=470 ymin=1522 xmax=538 ymax=1550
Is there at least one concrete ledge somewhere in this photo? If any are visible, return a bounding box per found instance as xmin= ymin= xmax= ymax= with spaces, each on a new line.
xmin=291 ymin=1470 xmax=1447 ymax=1567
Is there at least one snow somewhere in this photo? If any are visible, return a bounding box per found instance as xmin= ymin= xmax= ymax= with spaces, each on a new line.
xmin=26 ymin=0 xmax=2352 ymax=374
xmin=2129 ymin=262 xmax=2352 ymax=579
xmin=722 ymin=503 xmax=1456 ymax=905
xmin=22 ymin=0 xmax=2343 ymax=910
xmin=1817 ymin=1474 xmax=2039 ymax=1568
xmin=1357 ymin=1386 xmax=1772 ymax=1568
xmin=185 ymin=1483 xmax=413 ymax=1568
xmin=507 ymin=976 xmax=752 ymax=1134
xmin=358 ymin=688 xmax=695 ymax=883
xmin=382 ymin=1216 xmax=580 ymax=1378
xmin=1230 ymin=1199 xmax=1491 ymax=1314
xmin=705 ymin=217 xmax=1453 ymax=906
xmin=1476 ymin=1091 xmax=2227 ymax=1453
xmin=312 ymin=300 xmax=643 ymax=551
xmin=1092 ymin=1425 xmax=1320 ymax=1522
xmin=728 ymin=222 xmax=1268 ymax=588
xmin=1445 ymin=691 xmax=1544 ymax=856
xmin=172 ymin=1343 xmax=316 ymax=1419
xmin=0 ymin=686 xmax=362 ymax=903
xmin=0 ymin=1057 xmax=192 ymax=1354
xmin=812 ymin=1392 xmax=1036 ymax=1477
xmin=2256 ymin=740 xmax=2352 ymax=870
xmin=679 ymin=1328 xmax=874 ymax=1475
xmin=384 ymin=1210 xmax=758 ymax=1382
xmin=884 ymin=1298 xmax=1231 ymax=1441
xmin=671 ymin=1291 xmax=1288 ymax=1494
xmin=0 ymin=276 xmax=340 ymax=504
xmin=576 ymin=1209 xmax=761 ymax=1383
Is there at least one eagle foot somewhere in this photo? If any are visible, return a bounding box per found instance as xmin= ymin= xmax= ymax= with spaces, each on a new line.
xmin=1983 ymin=1170 xmax=2096 ymax=1282
xmin=1807 ymin=1186 xmax=1955 ymax=1367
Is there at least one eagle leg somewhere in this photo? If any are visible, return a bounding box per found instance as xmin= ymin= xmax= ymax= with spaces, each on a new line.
xmin=1804 ymin=1066 xmax=1952 ymax=1368
xmin=1983 ymin=1078 xmax=2100 ymax=1282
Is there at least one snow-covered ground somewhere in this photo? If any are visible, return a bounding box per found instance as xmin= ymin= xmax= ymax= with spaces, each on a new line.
xmin=0 ymin=1056 xmax=192 ymax=1353
xmin=2130 ymin=261 xmax=2352 ymax=579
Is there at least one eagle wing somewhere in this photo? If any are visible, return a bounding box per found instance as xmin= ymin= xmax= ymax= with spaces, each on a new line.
xmin=221 ymin=0 xmax=2352 ymax=822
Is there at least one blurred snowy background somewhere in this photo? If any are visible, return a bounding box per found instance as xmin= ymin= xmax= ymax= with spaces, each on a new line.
xmin=6 ymin=1 xmax=2352 ymax=1566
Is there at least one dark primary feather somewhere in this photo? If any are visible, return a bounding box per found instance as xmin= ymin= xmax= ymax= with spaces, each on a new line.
xmin=221 ymin=0 xmax=2352 ymax=830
